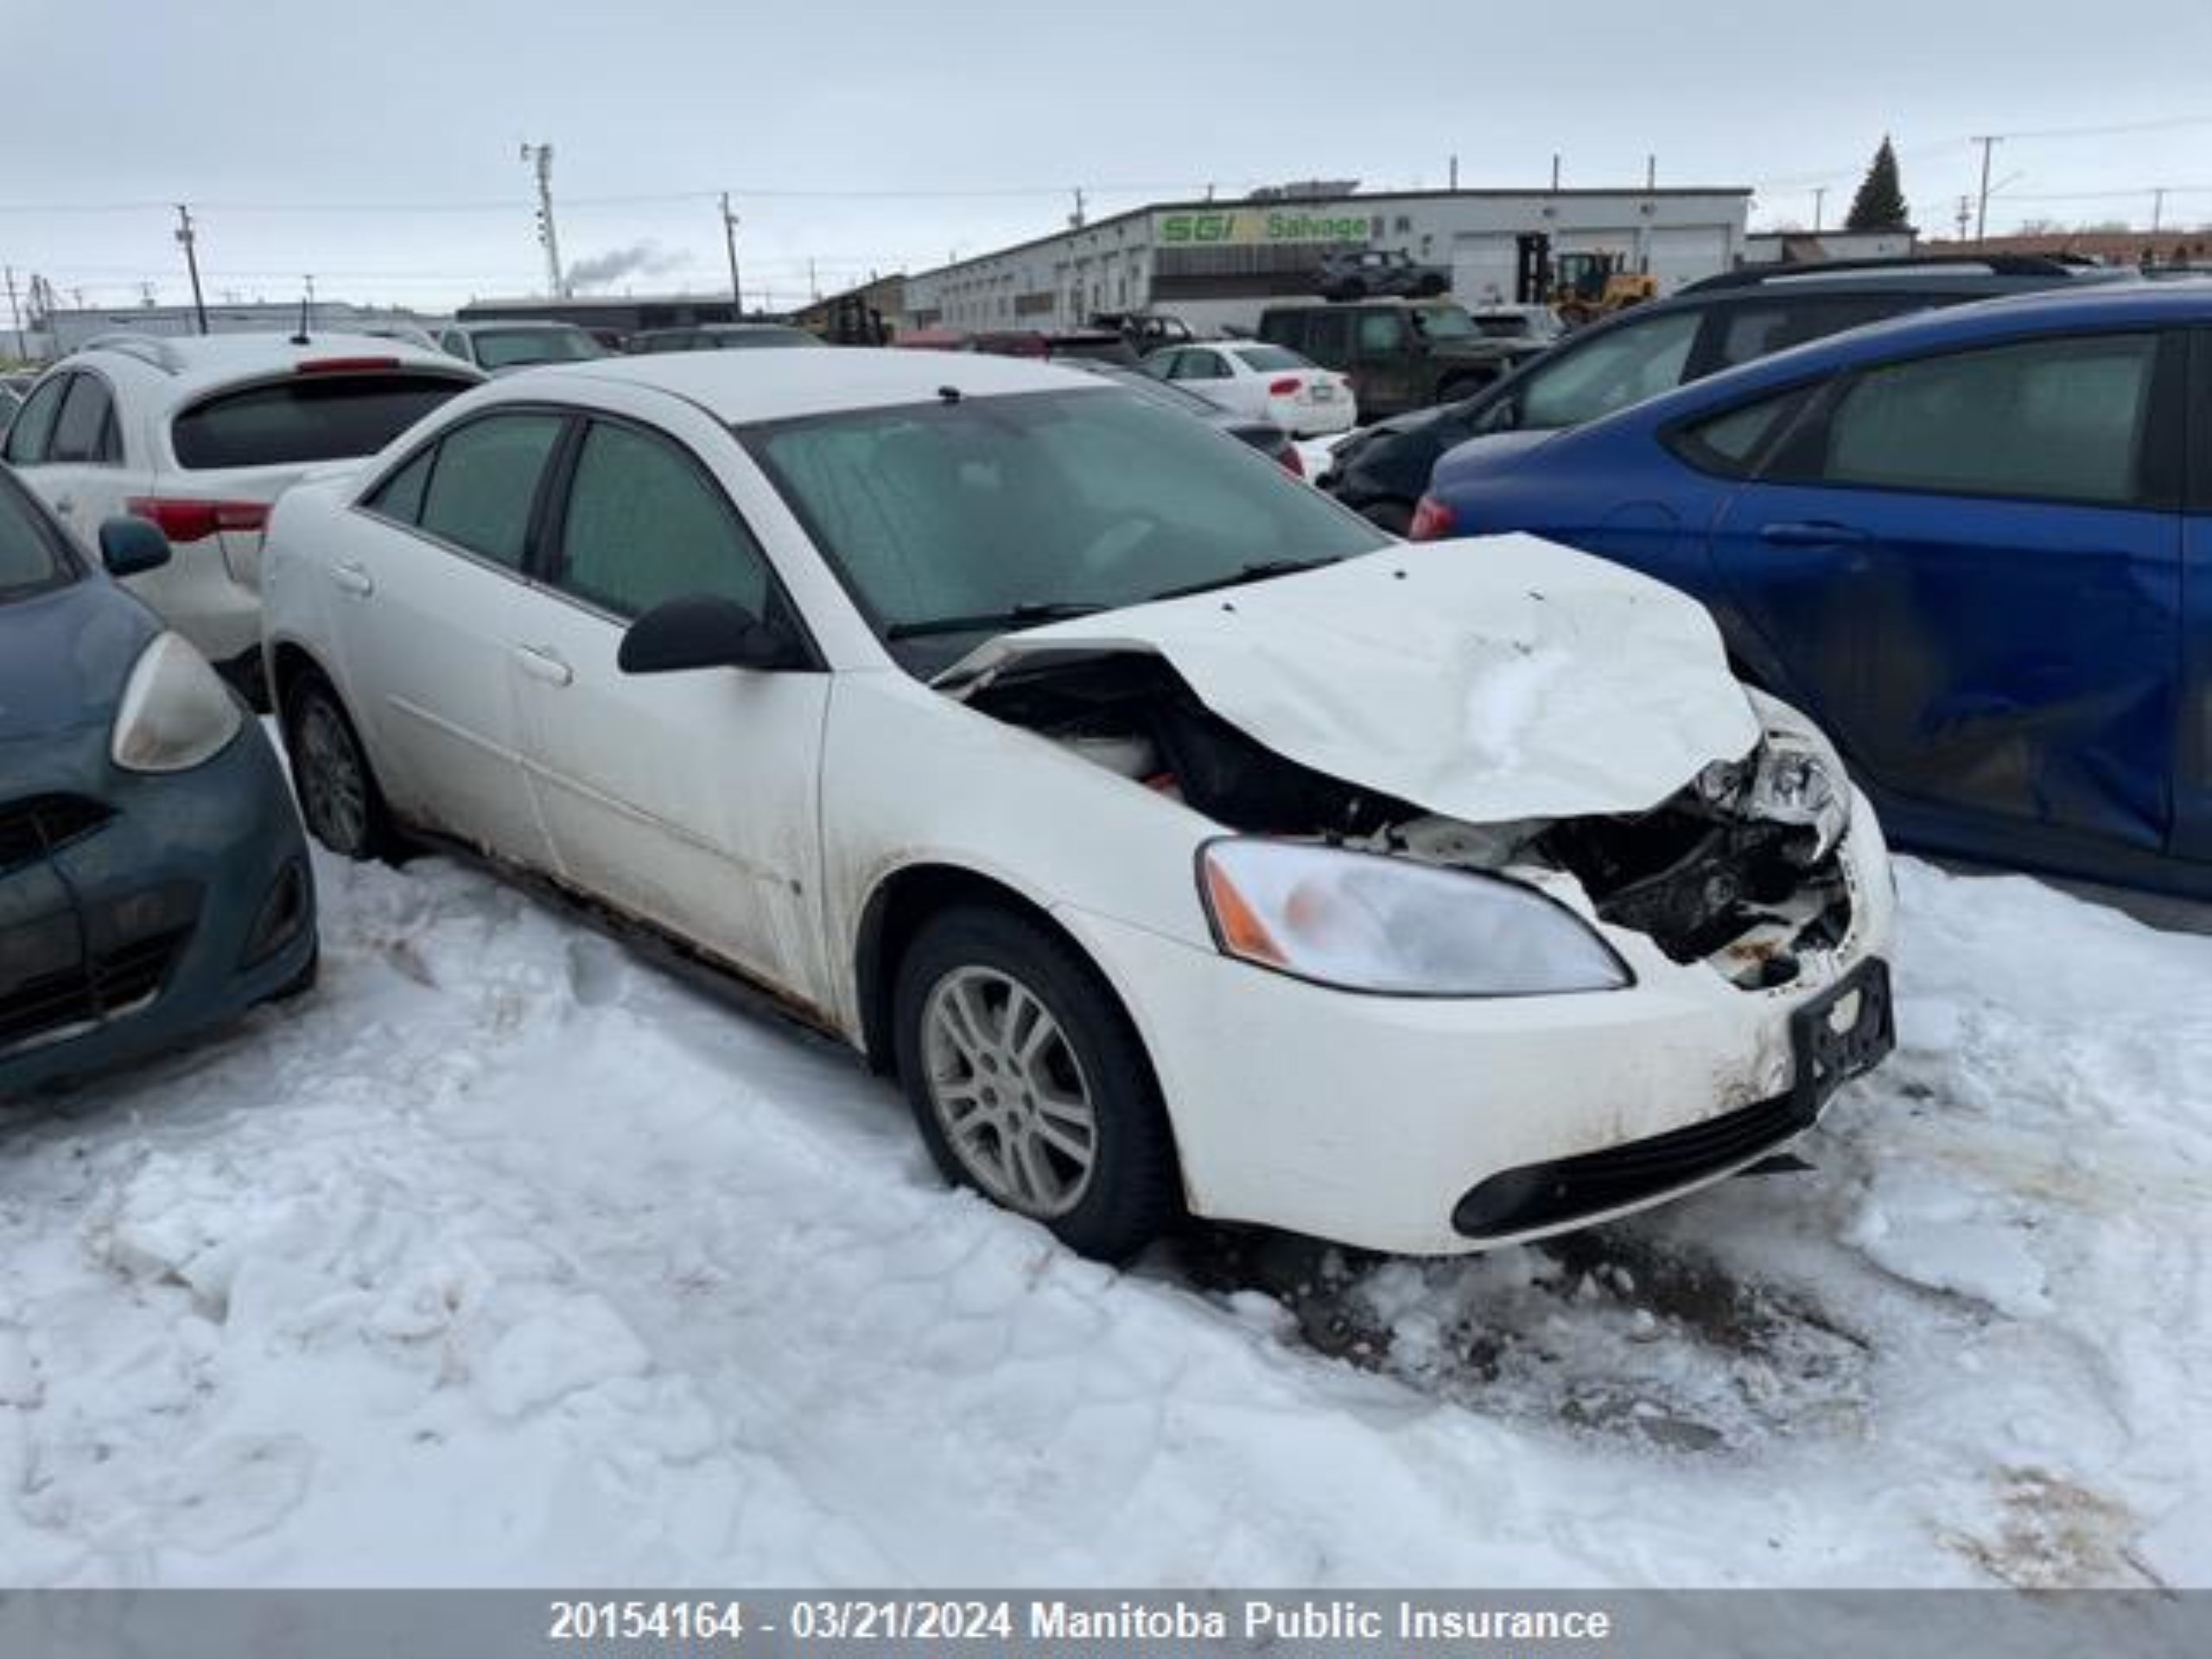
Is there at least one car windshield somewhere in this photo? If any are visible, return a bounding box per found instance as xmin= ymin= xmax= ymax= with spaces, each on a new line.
xmin=742 ymin=387 xmax=1387 ymax=672
xmin=1408 ymin=305 xmax=1479 ymax=340
xmin=1231 ymin=345 xmax=1308 ymax=373
xmin=473 ymin=327 xmax=604 ymax=369
xmin=0 ymin=473 xmax=70 ymax=600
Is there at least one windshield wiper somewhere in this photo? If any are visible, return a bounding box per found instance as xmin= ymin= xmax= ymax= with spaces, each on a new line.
xmin=1144 ymin=556 xmax=1341 ymax=604
xmin=885 ymin=601 xmax=1110 ymax=640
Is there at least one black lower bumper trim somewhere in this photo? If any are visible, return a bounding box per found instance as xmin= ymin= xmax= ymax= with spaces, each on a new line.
xmin=1452 ymin=959 xmax=1894 ymax=1241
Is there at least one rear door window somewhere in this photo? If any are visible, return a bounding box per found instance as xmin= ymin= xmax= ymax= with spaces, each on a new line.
xmin=1793 ymin=333 xmax=2161 ymax=506
xmin=48 ymin=374 xmax=118 ymax=464
xmin=415 ymin=412 xmax=567 ymax=568
xmin=1301 ymin=310 xmax=1351 ymax=366
xmin=363 ymin=446 xmax=437 ymax=525
xmin=1355 ymin=311 xmax=1407 ymax=357
xmin=171 ymin=373 xmax=473 ymax=470
xmin=3 ymin=376 xmax=70 ymax=465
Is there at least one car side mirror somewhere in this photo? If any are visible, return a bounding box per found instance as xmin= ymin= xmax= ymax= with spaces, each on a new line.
xmin=99 ymin=515 xmax=172 ymax=577
xmin=617 ymin=594 xmax=806 ymax=676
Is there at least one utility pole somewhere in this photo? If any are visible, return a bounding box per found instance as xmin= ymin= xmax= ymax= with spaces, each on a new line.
xmin=2152 ymin=187 xmax=2166 ymax=234
xmin=521 ymin=141 xmax=565 ymax=297
xmin=1971 ymin=134 xmax=2000 ymax=246
xmin=808 ymin=257 xmax=818 ymax=302
xmin=719 ymin=192 xmax=744 ymax=315
xmin=1812 ymin=187 xmax=1827 ymax=233
xmin=1070 ymin=187 xmax=1086 ymax=229
xmin=1955 ymin=194 xmax=1973 ymax=243
xmin=1645 ymin=154 xmax=1656 ymax=190
xmin=1550 ymin=153 xmax=1561 ymax=192
xmin=2 ymin=266 xmax=21 ymax=359
xmin=173 ymin=204 xmax=209 ymax=334
xmin=1448 ymin=154 xmax=1459 ymax=191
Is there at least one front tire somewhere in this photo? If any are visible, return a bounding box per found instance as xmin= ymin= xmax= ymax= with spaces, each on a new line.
xmin=893 ymin=906 xmax=1179 ymax=1261
xmin=283 ymin=672 xmax=404 ymax=863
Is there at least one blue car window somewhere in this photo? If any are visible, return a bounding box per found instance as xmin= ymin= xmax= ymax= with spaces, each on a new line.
xmin=1669 ymin=386 xmax=1816 ymax=478
xmin=1816 ymin=334 xmax=2158 ymax=507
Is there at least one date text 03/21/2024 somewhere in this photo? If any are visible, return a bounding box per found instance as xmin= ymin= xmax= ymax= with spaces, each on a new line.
xmin=543 ymin=1599 xmax=1618 ymax=1644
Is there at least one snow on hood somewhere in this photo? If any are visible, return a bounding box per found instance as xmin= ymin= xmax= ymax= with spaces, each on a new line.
xmin=938 ymin=537 xmax=1762 ymax=823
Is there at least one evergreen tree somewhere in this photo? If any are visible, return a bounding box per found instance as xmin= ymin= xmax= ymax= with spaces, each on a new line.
xmin=1846 ymin=137 xmax=1910 ymax=231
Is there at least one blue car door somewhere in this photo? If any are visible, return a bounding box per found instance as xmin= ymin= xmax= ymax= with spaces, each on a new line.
xmin=2177 ymin=327 xmax=2212 ymax=864
xmin=1701 ymin=327 xmax=2186 ymax=859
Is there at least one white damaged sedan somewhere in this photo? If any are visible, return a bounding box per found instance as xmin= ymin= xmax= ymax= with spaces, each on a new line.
xmin=262 ymin=349 xmax=1895 ymax=1260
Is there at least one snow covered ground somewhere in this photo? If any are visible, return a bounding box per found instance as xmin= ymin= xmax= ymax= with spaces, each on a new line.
xmin=1 ymin=845 xmax=2206 ymax=1588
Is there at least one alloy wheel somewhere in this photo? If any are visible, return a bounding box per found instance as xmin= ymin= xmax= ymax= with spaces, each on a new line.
xmin=919 ymin=965 xmax=1098 ymax=1217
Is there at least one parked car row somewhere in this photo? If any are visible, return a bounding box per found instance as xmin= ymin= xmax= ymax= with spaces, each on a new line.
xmin=6 ymin=338 xmax=1899 ymax=1274
xmin=1410 ymin=276 xmax=2212 ymax=900
xmin=1321 ymin=255 xmax=2092 ymax=529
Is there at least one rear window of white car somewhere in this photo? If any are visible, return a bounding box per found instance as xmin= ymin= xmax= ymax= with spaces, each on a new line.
xmin=1232 ymin=345 xmax=1309 ymax=374
xmin=170 ymin=372 xmax=472 ymax=470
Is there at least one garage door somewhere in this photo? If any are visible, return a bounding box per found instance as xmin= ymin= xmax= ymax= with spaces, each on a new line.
xmin=1449 ymin=236 xmax=1518 ymax=305
xmin=1646 ymin=226 xmax=1732 ymax=295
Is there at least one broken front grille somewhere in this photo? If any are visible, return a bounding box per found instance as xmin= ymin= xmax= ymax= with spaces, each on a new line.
xmin=0 ymin=795 xmax=115 ymax=874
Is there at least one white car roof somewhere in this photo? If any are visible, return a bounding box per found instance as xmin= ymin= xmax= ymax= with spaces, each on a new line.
xmin=70 ymin=330 xmax=480 ymax=403
xmin=508 ymin=346 xmax=1106 ymax=425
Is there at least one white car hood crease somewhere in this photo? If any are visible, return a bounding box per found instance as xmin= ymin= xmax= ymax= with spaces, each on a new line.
xmin=938 ymin=535 xmax=1762 ymax=823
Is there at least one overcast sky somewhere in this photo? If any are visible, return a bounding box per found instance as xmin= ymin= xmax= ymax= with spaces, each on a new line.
xmin=4 ymin=0 xmax=2209 ymax=316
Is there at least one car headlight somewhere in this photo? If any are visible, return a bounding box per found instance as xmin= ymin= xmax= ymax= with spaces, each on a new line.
xmin=111 ymin=632 xmax=244 ymax=773
xmin=1735 ymin=691 xmax=1850 ymax=862
xmin=1198 ymin=838 xmax=1630 ymax=997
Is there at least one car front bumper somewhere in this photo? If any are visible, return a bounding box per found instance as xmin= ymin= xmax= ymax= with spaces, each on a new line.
xmin=1 ymin=720 xmax=315 ymax=1097
xmin=1057 ymin=790 xmax=1897 ymax=1255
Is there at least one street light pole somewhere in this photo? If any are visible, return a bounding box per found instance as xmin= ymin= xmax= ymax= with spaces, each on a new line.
xmin=720 ymin=192 xmax=744 ymax=315
xmin=521 ymin=142 xmax=565 ymax=297
xmin=175 ymin=204 xmax=209 ymax=334
xmin=1972 ymin=135 xmax=2000 ymax=246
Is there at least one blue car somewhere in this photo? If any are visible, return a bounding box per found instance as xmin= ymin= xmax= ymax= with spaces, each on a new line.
xmin=1 ymin=465 xmax=315 ymax=1096
xmin=1415 ymin=282 xmax=2212 ymax=899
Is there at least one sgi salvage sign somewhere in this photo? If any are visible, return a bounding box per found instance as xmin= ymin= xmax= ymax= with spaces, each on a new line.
xmin=1155 ymin=208 xmax=1373 ymax=245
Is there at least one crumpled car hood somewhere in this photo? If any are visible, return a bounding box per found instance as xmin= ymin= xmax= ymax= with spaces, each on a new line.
xmin=938 ymin=537 xmax=1762 ymax=823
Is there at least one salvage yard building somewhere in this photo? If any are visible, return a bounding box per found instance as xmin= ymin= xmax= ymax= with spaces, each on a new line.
xmin=905 ymin=183 xmax=1754 ymax=334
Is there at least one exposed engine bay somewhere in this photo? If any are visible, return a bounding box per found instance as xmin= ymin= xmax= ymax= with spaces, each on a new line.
xmin=965 ymin=651 xmax=1853 ymax=991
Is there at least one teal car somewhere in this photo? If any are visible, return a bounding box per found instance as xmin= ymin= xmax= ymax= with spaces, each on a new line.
xmin=1 ymin=466 xmax=315 ymax=1096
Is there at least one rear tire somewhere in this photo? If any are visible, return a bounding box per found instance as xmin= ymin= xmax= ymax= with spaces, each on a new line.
xmin=893 ymin=905 xmax=1179 ymax=1262
xmin=282 ymin=672 xmax=404 ymax=864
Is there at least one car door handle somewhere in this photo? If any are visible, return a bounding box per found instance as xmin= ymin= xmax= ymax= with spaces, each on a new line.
xmin=330 ymin=561 xmax=374 ymax=597
xmin=52 ymin=497 xmax=74 ymax=516
xmin=512 ymin=644 xmax=574 ymax=687
xmin=1759 ymin=520 xmax=1870 ymax=547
